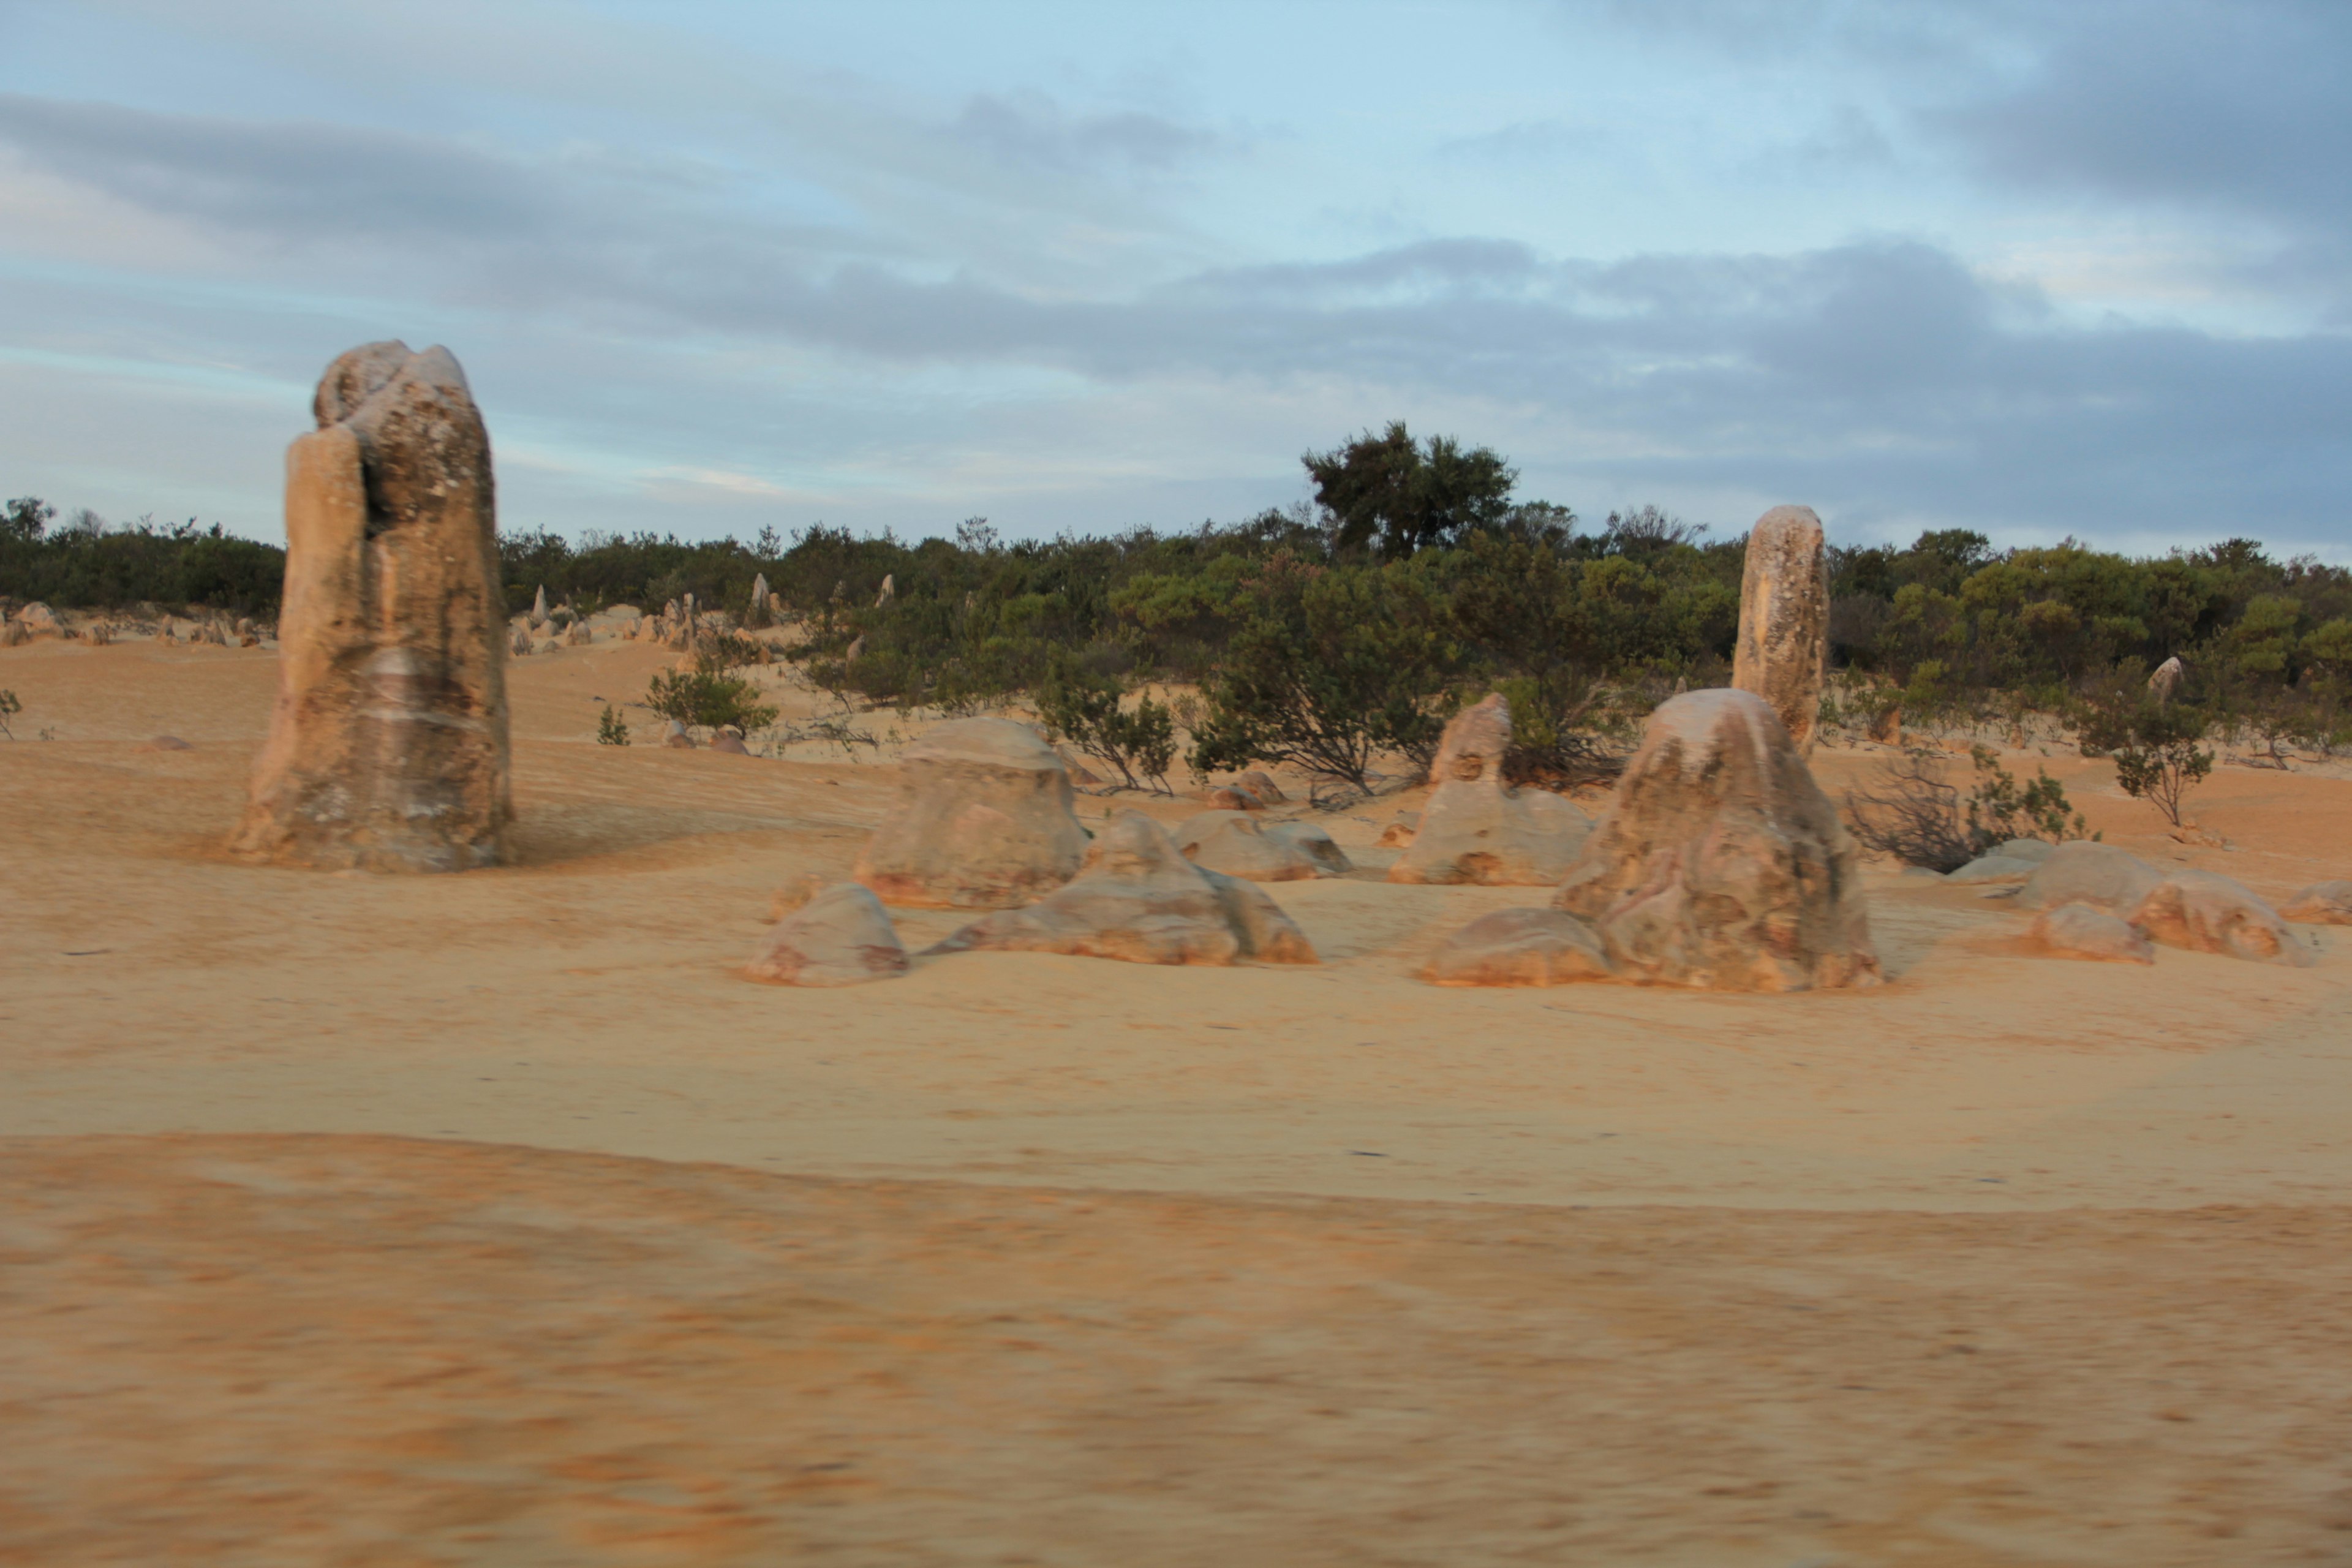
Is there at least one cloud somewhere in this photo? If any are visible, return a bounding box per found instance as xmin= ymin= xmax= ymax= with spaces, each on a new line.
xmin=948 ymin=91 xmax=1229 ymax=176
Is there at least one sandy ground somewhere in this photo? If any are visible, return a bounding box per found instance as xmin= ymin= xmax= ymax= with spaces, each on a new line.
xmin=5 ymin=636 xmax=2352 ymax=1564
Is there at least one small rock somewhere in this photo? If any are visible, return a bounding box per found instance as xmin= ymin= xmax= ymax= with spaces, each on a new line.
xmin=2028 ymin=905 xmax=2155 ymax=964
xmin=1424 ymin=908 xmax=1612 ymax=987
xmin=1235 ymin=769 xmax=1287 ymax=805
xmin=2130 ymin=871 xmax=2312 ymax=967
xmin=1174 ymin=811 xmax=1352 ymax=881
xmin=1205 ymin=785 xmax=1267 ymax=812
xmin=2280 ymin=881 xmax=2352 ymax=925
xmin=744 ymin=884 xmax=910 ymax=987
xmin=664 ymin=720 xmax=695 ymax=749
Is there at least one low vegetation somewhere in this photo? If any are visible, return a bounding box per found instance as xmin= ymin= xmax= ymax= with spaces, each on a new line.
xmin=1845 ymin=745 xmax=2093 ymax=872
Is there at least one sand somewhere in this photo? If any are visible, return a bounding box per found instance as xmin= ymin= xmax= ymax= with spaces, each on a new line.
xmin=4 ymin=636 xmax=2352 ymax=1564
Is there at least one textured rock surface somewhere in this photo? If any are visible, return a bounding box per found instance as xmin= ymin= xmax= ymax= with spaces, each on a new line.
xmin=1731 ymin=506 xmax=1830 ymax=753
xmin=2028 ymin=905 xmax=2155 ymax=964
xmin=2130 ymin=872 xmax=2313 ymax=967
xmin=1235 ymin=770 xmax=1287 ymax=805
xmin=1554 ymin=688 xmax=1879 ymax=990
xmin=927 ymin=812 xmax=1316 ymax=965
xmin=232 ymin=342 xmax=510 ymax=872
xmin=2149 ymin=656 xmax=2185 ymax=701
xmin=1948 ymin=853 xmax=2043 ymax=885
xmin=2012 ymin=843 xmax=2163 ymax=915
xmin=1424 ymin=908 xmax=1611 ymax=987
xmin=2281 ymin=881 xmax=2352 ymax=924
xmin=1174 ymin=811 xmax=1352 ymax=881
xmin=1389 ymin=695 xmax=1591 ymax=886
xmin=856 ymin=718 xmax=1088 ymax=908
xmin=744 ymin=883 xmax=910 ymax=987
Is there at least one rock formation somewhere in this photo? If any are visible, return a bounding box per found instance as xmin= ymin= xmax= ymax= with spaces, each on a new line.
xmin=2011 ymin=843 xmax=2162 ymax=916
xmin=530 ymin=586 xmax=548 ymax=628
xmin=744 ymin=883 xmax=910 ymax=987
xmin=875 ymin=574 xmax=895 ymax=608
xmin=2149 ymin=656 xmax=2185 ymax=703
xmin=1235 ymin=769 xmax=1287 ymax=805
xmin=2282 ymin=881 xmax=2352 ymax=924
xmin=231 ymin=342 xmax=510 ymax=872
xmin=1204 ymin=785 xmax=1268 ymax=811
xmin=1554 ymin=687 xmax=1880 ymax=990
xmin=1947 ymin=838 xmax=2059 ymax=884
xmin=1174 ymin=810 xmax=1352 ymax=881
xmin=925 ymin=812 xmax=1317 ymax=965
xmin=1731 ymin=505 xmax=1830 ymax=753
xmin=2131 ymin=872 xmax=2312 ymax=967
xmin=855 ymin=717 xmax=1089 ymax=908
xmin=2028 ymin=905 xmax=2155 ymax=964
xmin=1423 ymin=908 xmax=1611 ymax=987
xmin=1389 ymin=695 xmax=1591 ymax=886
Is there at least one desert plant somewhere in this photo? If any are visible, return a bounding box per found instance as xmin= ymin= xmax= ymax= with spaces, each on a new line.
xmin=644 ymin=660 xmax=778 ymax=734
xmin=595 ymin=705 xmax=630 ymax=746
xmin=1039 ymin=662 xmax=1176 ymax=791
xmin=0 ymin=688 xmax=18 ymax=738
xmin=1845 ymin=744 xmax=2090 ymax=871
xmin=2108 ymin=703 xmax=2214 ymax=826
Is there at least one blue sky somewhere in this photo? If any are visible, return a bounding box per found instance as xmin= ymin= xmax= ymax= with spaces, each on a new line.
xmin=1 ymin=0 xmax=2346 ymax=555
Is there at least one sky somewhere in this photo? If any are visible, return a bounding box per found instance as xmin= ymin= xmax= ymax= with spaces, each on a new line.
xmin=0 ymin=0 xmax=2346 ymax=557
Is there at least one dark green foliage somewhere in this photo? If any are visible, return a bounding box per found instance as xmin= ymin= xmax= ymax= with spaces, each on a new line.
xmin=1846 ymin=744 xmax=2091 ymax=872
xmin=0 ymin=688 xmax=19 ymax=739
xmin=4 ymin=497 xmax=54 ymax=541
xmin=595 ymin=705 xmax=630 ymax=746
xmin=1302 ymin=422 xmax=1516 ymax=558
xmin=1185 ymin=554 xmax=1456 ymax=789
xmin=2095 ymin=701 xmax=2215 ymax=826
xmin=645 ymin=654 xmax=780 ymax=734
xmin=1038 ymin=660 xmax=1175 ymax=791
xmin=0 ymin=508 xmax=285 ymax=616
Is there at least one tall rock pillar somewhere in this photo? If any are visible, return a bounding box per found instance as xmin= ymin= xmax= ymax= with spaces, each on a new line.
xmin=233 ymin=342 xmax=511 ymax=871
xmin=1732 ymin=504 xmax=1830 ymax=754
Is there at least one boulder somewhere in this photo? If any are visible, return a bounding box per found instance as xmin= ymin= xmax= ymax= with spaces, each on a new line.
xmin=0 ymin=618 xmax=24 ymax=647
xmin=1424 ymin=908 xmax=1611 ymax=987
xmin=2129 ymin=872 xmax=2313 ymax=967
xmin=1554 ymin=687 xmax=1880 ymax=990
xmin=2281 ymin=880 xmax=2352 ymax=925
xmin=1205 ymin=785 xmax=1268 ymax=812
xmin=855 ymin=717 xmax=1088 ymax=908
xmin=16 ymin=601 xmax=61 ymax=636
xmin=1174 ymin=810 xmax=1352 ymax=881
xmin=2011 ymin=842 xmax=2162 ymax=915
xmin=1992 ymin=837 xmax=2059 ymax=864
xmin=710 ymin=731 xmax=750 ymax=755
xmin=1948 ymin=853 xmax=2041 ymax=884
xmin=231 ymin=342 xmax=510 ymax=873
xmin=663 ymin=720 xmax=695 ymax=749
xmin=2028 ymin=905 xmax=2155 ymax=964
xmin=1390 ymin=695 xmax=1591 ymax=886
xmin=2149 ymin=655 xmax=2185 ymax=703
xmin=1731 ymin=506 xmax=1830 ymax=753
xmin=744 ymin=883 xmax=910 ymax=987
xmin=925 ymin=812 xmax=1316 ymax=965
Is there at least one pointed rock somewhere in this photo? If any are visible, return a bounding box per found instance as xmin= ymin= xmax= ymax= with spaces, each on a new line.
xmin=530 ymin=585 xmax=548 ymax=628
xmin=1390 ymin=695 xmax=1590 ymax=885
xmin=1732 ymin=506 xmax=1830 ymax=753
xmin=926 ymin=812 xmax=1317 ymax=965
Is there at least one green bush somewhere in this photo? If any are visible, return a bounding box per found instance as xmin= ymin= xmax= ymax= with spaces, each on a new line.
xmin=595 ymin=705 xmax=630 ymax=746
xmin=644 ymin=660 xmax=778 ymax=734
xmin=1038 ymin=660 xmax=1175 ymax=791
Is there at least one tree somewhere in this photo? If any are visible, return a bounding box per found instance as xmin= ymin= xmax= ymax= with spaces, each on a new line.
xmin=1038 ymin=661 xmax=1175 ymax=791
xmin=2109 ymin=703 xmax=2214 ymax=827
xmin=1188 ymin=556 xmax=1455 ymax=789
xmin=3 ymin=497 xmax=53 ymax=542
xmin=1302 ymin=421 xmax=1515 ymax=557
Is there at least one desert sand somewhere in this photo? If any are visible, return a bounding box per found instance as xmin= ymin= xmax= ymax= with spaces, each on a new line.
xmin=6 ymin=635 xmax=2352 ymax=1564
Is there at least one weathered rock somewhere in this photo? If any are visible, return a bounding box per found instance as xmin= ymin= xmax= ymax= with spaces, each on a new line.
xmin=232 ymin=342 xmax=510 ymax=872
xmin=2028 ymin=904 xmax=2155 ymax=964
xmin=2149 ymin=655 xmax=2185 ymax=703
xmin=1424 ymin=907 xmax=1611 ymax=987
xmin=1732 ymin=506 xmax=1830 ymax=753
xmin=2281 ymin=881 xmax=2352 ymax=924
xmin=565 ymin=620 xmax=590 ymax=646
xmin=1236 ymin=769 xmax=1287 ymax=805
xmin=0 ymin=619 xmax=26 ymax=647
xmin=1205 ymin=785 xmax=1268 ymax=812
xmin=153 ymin=621 xmax=177 ymax=644
xmin=1376 ymin=812 xmax=1419 ymax=848
xmin=529 ymin=585 xmax=548 ymax=628
xmin=1554 ymin=688 xmax=1879 ymax=990
xmin=16 ymin=601 xmax=61 ymax=636
xmin=844 ymin=635 xmax=866 ymax=662
xmin=744 ymin=883 xmax=910 ymax=987
xmin=1993 ymin=837 xmax=2058 ymax=864
xmin=855 ymin=717 xmax=1088 ymax=908
xmin=1175 ymin=810 xmax=1352 ymax=881
xmin=663 ymin=720 xmax=695 ymax=750
xmin=710 ymin=731 xmax=750 ymax=755
xmin=1390 ymin=695 xmax=1590 ymax=886
xmin=2011 ymin=842 xmax=2162 ymax=916
xmin=509 ymin=625 xmax=532 ymax=656
xmin=2130 ymin=872 xmax=2313 ymax=967
xmin=1947 ymin=843 xmax=2059 ymax=884
xmin=874 ymin=573 xmax=895 ymax=608
xmin=925 ymin=812 xmax=1316 ymax=965
xmin=751 ymin=573 xmax=770 ymax=607
xmin=85 ymin=622 xmax=113 ymax=646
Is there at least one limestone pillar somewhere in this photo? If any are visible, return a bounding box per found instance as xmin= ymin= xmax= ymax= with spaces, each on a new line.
xmin=1731 ymin=505 xmax=1830 ymax=753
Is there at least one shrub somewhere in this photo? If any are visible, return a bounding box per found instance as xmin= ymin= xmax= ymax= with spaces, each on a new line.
xmin=595 ymin=705 xmax=630 ymax=746
xmin=0 ymin=688 xmax=18 ymax=739
xmin=2106 ymin=703 xmax=2214 ymax=826
xmin=1038 ymin=662 xmax=1175 ymax=791
xmin=1845 ymin=744 xmax=2090 ymax=871
xmin=644 ymin=656 xmax=778 ymax=734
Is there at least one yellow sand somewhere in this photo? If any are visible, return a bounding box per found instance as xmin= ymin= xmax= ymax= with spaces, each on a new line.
xmin=4 ymin=636 xmax=2350 ymax=1564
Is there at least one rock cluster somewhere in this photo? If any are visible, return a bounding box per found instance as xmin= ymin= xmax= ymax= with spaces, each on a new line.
xmin=855 ymin=718 xmax=1088 ymax=908
xmin=926 ymin=812 xmax=1316 ymax=966
xmin=231 ymin=342 xmax=510 ymax=872
xmin=1389 ymin=695 xmax=1590 ymax=886
xmin=1551 ymin=687 xmax=1880 ymax=990
xmin=1731 ymin=506 xmax=1830 ymax=753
